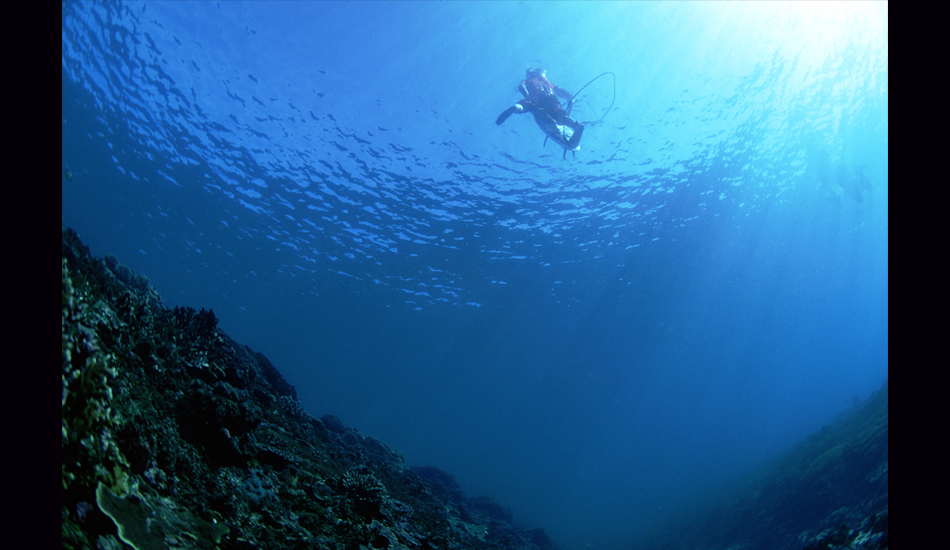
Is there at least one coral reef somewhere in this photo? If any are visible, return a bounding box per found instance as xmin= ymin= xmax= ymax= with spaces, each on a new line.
xmin=61 ymin=228 xmax=559 ymax=550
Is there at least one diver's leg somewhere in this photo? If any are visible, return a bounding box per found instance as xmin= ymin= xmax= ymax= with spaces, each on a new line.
xmin=567 ymin=124 xmax=584 ymax=149
xmin=533 ymin=111 xmax=560 ymax=139
xmin=563 ymin=116 xmax=584 ymax=148
xmin=567 ymin=122 xmax=584 ymax=148
xmin=565 ymin=116 xmax=582 ymax=130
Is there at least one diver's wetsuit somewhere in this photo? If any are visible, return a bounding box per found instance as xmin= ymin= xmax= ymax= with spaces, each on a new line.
xmin=496 ymin=76 xmax=585 ymax=149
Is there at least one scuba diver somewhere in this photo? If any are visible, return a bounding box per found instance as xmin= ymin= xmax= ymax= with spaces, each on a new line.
xmin=496 ymin=68 xmax=585 ymax=155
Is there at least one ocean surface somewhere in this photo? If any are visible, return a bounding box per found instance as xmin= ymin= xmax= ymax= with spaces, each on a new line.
xmin=61 ymin=2 xmax=888 ymax=548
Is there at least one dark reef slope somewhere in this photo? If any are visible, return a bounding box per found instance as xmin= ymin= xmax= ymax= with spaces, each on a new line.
xmin=639 ymin=382 xmax=887 ymax=550
xmin=62 ymin=228 xmax=560 ymax=550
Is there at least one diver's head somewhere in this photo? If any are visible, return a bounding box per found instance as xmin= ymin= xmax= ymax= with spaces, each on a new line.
xmin=526 ymin=67 xmax=545 ymax=80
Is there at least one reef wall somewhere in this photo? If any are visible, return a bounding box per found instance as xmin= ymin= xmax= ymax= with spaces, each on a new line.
xmin=62 ymin=228 xmax=559 ymax=550
xmin=637 ymin=380 xmax=887 ymax=550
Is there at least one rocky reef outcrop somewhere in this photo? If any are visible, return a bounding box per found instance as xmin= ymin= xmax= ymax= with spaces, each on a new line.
xmin=62 ymin=228 xmax=559 ymax=550
xmin=637 ymin=382 xmax=888 ymax=550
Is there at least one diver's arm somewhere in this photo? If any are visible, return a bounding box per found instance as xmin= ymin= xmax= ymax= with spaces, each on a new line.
xmin=496 ymin=99 xmax=537 ymax=125
xmin=554 ymin=86 xmax=573 ymax=102
xmin=496 ymin=103 xmax=525 ymax=125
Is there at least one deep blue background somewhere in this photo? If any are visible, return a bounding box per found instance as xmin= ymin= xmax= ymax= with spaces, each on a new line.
xmin=62 ymin=2 xmax=888 ymax=548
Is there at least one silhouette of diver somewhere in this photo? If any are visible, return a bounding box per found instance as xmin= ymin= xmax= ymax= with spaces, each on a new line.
xmin=496 ymin=68 xmax=585 ymax=156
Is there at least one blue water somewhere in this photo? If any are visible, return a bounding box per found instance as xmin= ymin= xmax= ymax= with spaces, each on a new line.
xmin=62 ymin=2 xmax=888 ymax=548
